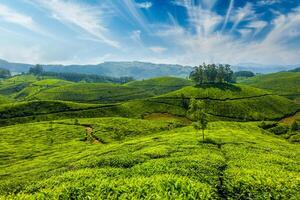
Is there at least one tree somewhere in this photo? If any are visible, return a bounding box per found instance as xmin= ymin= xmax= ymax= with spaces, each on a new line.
xmin=190 ymin=65 xmax=204 ymax=85
xmin=189 ymin=63 xmax=234 ymax=85
xmin=188 ymin=99 xmax=208 ymax=141
xmin=0 ymin=68 xmax=11 ymax=78
xmin=234 ymin=71 xmax=255 ymax=78
xmin=29 ymin=64 xmax=44 ymax=75
xmin=217 ymin=64 xmax=226 ymax=83
xmin=291 ymin=121 xmax=299 ymax=131
xmin=224 ymin=64 xmax=234 ymax=83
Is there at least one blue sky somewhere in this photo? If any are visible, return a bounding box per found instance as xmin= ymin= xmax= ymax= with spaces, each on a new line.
xmin=0 ymin=0 xmax=299 ymax=66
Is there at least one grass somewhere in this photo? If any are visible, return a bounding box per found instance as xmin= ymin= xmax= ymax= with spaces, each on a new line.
xmin=126 ymin=77 xmax=193 ymax=95
xmin=239 ymin=72 xmax=300 ymax=103
xmin=0 ymin=75 xmax=38 ymax=96
xmin=29 ymin=83 xmax=154 ymax=103
xmin=0 ymin=85 xmax=298 ymax=126
xmin=154 ymin=84 xmax=299 ymax=121
xmin=0 ymin=95 xmax=13 ymax=105
xmin=0 ymin=119 xmax=299 ymax=199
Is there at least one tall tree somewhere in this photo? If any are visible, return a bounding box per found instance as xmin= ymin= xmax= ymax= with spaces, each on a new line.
xmin=0 ymin=68 xmax=11 ymax=78
xmin=29 ymin=64 xmax=44 ymax=75
xmin=217 ymin=64 xmax=226 ymax=83
xmin=188 ymin=99 xmax=208 ymax=141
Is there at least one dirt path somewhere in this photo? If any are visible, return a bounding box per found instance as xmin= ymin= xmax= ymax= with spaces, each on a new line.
xmin=85 ymin=126 xmax=100 ymax=144
xmin=280 ymin=112 xmax=300 ymax=125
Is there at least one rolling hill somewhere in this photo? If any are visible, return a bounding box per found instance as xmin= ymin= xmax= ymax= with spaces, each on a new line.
xmin=0 ymin=82 xmax=298 ymax=127
xmin=0 ymin=59 xmax=193 ymax=79
xmin=239 ymin=71 xmax=300 ymax=103
xmin=0 ymin=118 xmax=299 ymax=199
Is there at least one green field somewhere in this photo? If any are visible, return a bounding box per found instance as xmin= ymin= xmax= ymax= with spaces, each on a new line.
xmin=0 ymin=74 xmax=299 ymax=199
xmin=239 ymin=72 xmax=300 ymax=103
xmin=0 ymin=119 xmax=299 ymax=199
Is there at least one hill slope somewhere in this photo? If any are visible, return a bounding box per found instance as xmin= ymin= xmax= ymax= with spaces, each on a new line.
xmin=126 ymin=77 xmax=193 ymax=95
xmin=239 ymin=72 xmax=300 ymax=103
xmin=153 ymin=84 xmax=299 ymax=121
xmin=0 ymin=59 xmax=193 ymax=79
xmin=0 ymin=84 xmax=298 ymax=126
xmin=0 ymin=119 xmax=299 ymax=199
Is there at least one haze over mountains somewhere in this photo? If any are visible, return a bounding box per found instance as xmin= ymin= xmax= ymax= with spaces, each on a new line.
xmin=1 ymin=59 xmax=300 ymax=79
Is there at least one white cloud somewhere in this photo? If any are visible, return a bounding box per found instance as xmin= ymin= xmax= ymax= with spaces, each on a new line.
xmin=0 ymin=4 xmax=43 ymax=34
xmin=230 ymin=3 xmax=256 ymax=32
xmin=123 ymin=0 xmax=150 ymax=33
xmin=221 ymin=0 xmax=234 ymax=31
xmin=153 ymin=5 xmax=300 ymax=66
xmin=257 ymin=0 xmax=281 ymax=6
xmin=149 ymin=46 xmax=167 ymax=53
xmin=136 ymin=2 xmax=152 ymax=9
xmin=173 ymin=0 xmax=223 ymax=36
xmin=33 ymin=0 xmax=119 ymax=48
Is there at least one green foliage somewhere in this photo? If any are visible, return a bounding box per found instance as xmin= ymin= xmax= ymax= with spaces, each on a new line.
xmin=29 ymin=83 xmax=153 ymax=103
xmin=29 ymin=64 xmax=44 ymax=75
xmin=239 ymin=71 xmax=300 ymax=102
xmin=190 ymin=63 xmax=234 ymax=85
xmin=0 ymin=121 xmax=299 ymax=199
xmin=156 ymin=84 xmax=299 ymax=121
xmin=291 ymin=121 xmax=300 ymax=131
xmin=0 ymin=68 xmax=11 ymax=78
xmin=189 ymin=99 xmax=208 ymax=140
xmin=41 ymin=71 xmax=134 ymax=84
xmin=126 ymin=76 xmax=193 ymax=95
xmin=234 ymin=70 xmax=255 ymax=78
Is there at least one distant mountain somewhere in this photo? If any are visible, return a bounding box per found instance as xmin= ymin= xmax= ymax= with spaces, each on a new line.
xmin=0 ymin=59 xmax=193 ymax=79
xmin=233 ymin=63 xmax=300 ymax=74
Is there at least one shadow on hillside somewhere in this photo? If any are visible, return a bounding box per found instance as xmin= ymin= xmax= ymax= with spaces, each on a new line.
xmin=194 ymin=83 xmax=241 ymax=92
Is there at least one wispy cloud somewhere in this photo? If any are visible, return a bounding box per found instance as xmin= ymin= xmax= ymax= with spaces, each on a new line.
xmin=221 ymin=0 xmax=234 ymax=32
xmin=122 ymin=0 xmax=151 ymax=33
xmin=149 ymin=46 xmax=167 ymax=53
xmin=33 ymin=0 xmax=119 ymax=48
xmin=230 ymin=3 xmax=255 ymax=32
xmin=136 ymin=2 xmax=153 ymax=9
xmin=0 ymin=4 xmax=43 ymax=34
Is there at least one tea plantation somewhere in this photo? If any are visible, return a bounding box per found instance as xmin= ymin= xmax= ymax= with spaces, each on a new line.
xmin=0 ymin=75 xmax=299 ymax=199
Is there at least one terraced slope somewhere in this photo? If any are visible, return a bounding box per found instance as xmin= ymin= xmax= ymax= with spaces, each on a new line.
xmin=0 ymin=119 xmax=299 ymax=199
xmin=153 ymin=84 xmax=299 ymax=121
xmin=29 ymin=83 xmax=154 ymax=103
xmin=13 ymin=79 xmax=74 ymax=100
xmin=239 ymin=72 xmax=300 ymax=103
xmin=0 ymin=75 xmax=38 ymax=96
xmin=0 ymin=95 xmax=12 ymax=105
xmin=126 ymin=77 xmax=193 ymax=95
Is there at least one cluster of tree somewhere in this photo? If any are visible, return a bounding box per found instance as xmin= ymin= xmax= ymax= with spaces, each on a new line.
xmin=0 ymin=68 xmax=11 ymax=78
xmin=234 ymin=71 xmax=255 ymax=78
xmin=189 ymin=63 xmax=235 ymax=85
xmin=28 ymin=65 xmax=134 ymax=84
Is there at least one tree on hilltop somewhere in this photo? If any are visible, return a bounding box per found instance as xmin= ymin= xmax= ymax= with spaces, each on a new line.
xmin=29 ymin=64 xmax=44 ymax=75
xmin=190 ymin=63 xmax=235 ymax=85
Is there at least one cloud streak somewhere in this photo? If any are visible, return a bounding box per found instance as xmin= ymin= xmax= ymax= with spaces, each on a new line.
xmin=34 ymin=0 xmax=119 ymax=48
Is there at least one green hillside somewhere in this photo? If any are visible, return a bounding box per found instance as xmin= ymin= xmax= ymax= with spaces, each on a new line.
xmin=154 ymin=84 xmax=299 ymax=121
xmin=239 ymin=72 xmax=300 ymax=103
xmin=126 ymin=77 xmax=193 ymax=95
xmin=0 ymin=75 xmax=38 ymax=96
xmin=27 ymin=83 xmax=153 ymax=103
xmin=0 ymin=84 xmax=298 ymax=127
xmin=0 ymin=119 xmax=299 ymax=199
xmin=0 ymin=95 xmax=13 ymax=105
xmin=13 ymin=79 xmax=73 ymax=100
